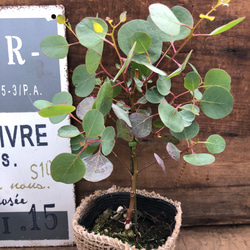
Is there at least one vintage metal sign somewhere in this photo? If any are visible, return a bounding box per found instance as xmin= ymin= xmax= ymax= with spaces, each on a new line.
xmin=0 ymin=5 xmax=75 ymax=247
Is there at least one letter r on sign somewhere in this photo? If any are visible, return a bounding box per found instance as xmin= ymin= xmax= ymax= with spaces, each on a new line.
xmin=5 ymin=36 xmax=26 ymax=65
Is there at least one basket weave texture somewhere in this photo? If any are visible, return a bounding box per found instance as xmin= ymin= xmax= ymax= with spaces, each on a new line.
xmin=73 ymin=186 xmax=182 ymax=250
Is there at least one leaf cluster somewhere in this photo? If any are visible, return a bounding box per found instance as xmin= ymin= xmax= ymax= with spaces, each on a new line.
xmin=34 ymin=2 xmax=244 ymax=184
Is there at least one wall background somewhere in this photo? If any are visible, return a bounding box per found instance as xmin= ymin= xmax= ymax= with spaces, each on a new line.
xmin=1 ymin=0 xmax=249 ymax=227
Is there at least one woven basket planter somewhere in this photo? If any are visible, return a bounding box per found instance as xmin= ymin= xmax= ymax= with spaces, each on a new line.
xmin=73 ymin=186 xmax=182 ymax=250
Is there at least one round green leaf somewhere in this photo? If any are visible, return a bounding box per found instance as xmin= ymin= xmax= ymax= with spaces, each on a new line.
xmin=82 ymin=109 xmax=104 ymax=137
xmin=83 ymin=153 xmax=113 ymax=182
xmin=72 ymin=64 xmax=96 ymax=97
xmin=71 ymin=135 xmax=85 ymax=151
xmin=34 ymin=100 xmax=53 ymax=110
xmin=147 ymin=5 xmax=193 ymax=42
xmin=129 ymin=113 xmax=152 ymax=138
xmin=191 ymin=89 xmax=203 ymax=100
xmin=149 ymin=3 xmax=181 ymax=36
xmin=51 ymin=153 xmax=85 ymax=184
xmin=58 ymin=125 xmax=80 ymax=138
xmin=118 ymin=19 xmax=162 ymax=64
xmin=184 ymin=72 xmax=200 ymax=90
xmin=86 ymin=42 xmax=103 ymax=74
xmin=95 ymin=81 xmax=113 ymax=116
xmin=71 ymin=135 xmax=99 ymax=159
xmin=159 ymin=103 xmax=184 ymax=132
xmin=76 ymin=17 xmax=108 ymax=48
xmin=112 ymin=103 xmax=131 ymax=127
xmin=204 ymin=68 xmax=231 ymax=91
xmin=183 ymin=153 xmax=215 ymax=166
xmin=181 ymin=104 xmax=200 ymax=116
xmin=157 ymin=75 xmax=171 ymax=96
xmin=179 ymin=110 xmax=195 ymax=127
xmin=170 ymin=120 xmax=199 ymax=140
xmin=40 ymin=35 xmax=69 ymax=59
xmin=145 ymin=86 xmax=165 ymax=104
xmin=52 ymin=91 xmax=73 ymax=105
xmin=130 ymin=31 xmax=152 ymax=54
xmin=50 ymin=92 xmax=73 ymax=124
xmin=101 ymin=127 xmax=116 ymax=156
xmin=201 ymin=86 xmax=233 ymax=119
xmin=206 ymin=134 xmax=226 ymax=154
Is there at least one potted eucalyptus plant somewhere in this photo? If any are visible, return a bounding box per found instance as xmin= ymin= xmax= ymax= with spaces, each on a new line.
xmin=34 ymin=0 xmax=244 ymax=249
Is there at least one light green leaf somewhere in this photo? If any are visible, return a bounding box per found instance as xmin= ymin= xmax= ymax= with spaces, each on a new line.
xmin=141 ymin=62 xmax=166 ymax=76
xmin=71 ymin=135 xmax=99 ymax=159
xmin=86 ymin=42 xmax=103 ymax=74
xmin=70 ymin=135 xmax=85 ymax=151
xmin=191 ymin=89 xmax=203 ymax=100
xmin=113 ymin=42 xmax=136 ymax=82
xmin=145 ymin=86 xmax=165 ymax=104
xmin=95 ymin=81 xmax=113 ymax=116
xmin=181 ymin=104 xmax=200 ymax=116
xmin=179 ymin=110 xmax=195 ymax=127
xmin=58 ymin=125 xmax=80 ymax=138
xmin=50 ymin=92 xmax=73 ymax=124
xmin=72 ymin=64 xmax=96 ymax=97
xmin=51 ymin=153 xmax=85 ymax=184
xmin=183 ymin=153 xmax=215 ymax=166
xmin=201 ymin=86 xmax=233 ymax=119
xmin=101 ymin=127 xmax=115 ymax=155
xmin=159 ymin=103 xmax=184 ymax=132
xmin=204 ymin=68 xmax=231 ymax=91
xmin=157 ymin=75 xmax=171 ymax=96
xmin=147 ymin=6 xmax=193 ymax=42
xmin=149 ymin=3 xmax=181 ymax=36
xmin=40 ymin=35 xmax=69 ymax=59
xmin=76 ymin=17 xmax=108 ymax=48
xmin=82 ymin=109 xmax=104 ymax=137
xmin=170 ymin=120 xmax=199 ymax=140
xmin=166 ymin=50 xmax=193 ymax=79
xmin=118 ymin=19 xmax=162 ymax=64
xmin=130 ymin=31 xmax=152 ymax=54
xmin=133 ymin=77 xmax=143 ymax=92
xmin=210 ymin=17 xmax=245 ymax=35
xmin=38 ymin=104 xmax=75 ymax=118
xmin=206 ymin=134 xmax=226 ymax=154
xmin=34 ymin=100 xmax=53 ymax=110
xmin=184 ymin=72 xmax=200 ymax=90
xmin=112 ymin=104 xmax=131 ymax=127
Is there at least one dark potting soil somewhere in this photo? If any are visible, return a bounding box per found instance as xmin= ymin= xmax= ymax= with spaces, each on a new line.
xmin=89 ymin=206 xmax=172 ymax=249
